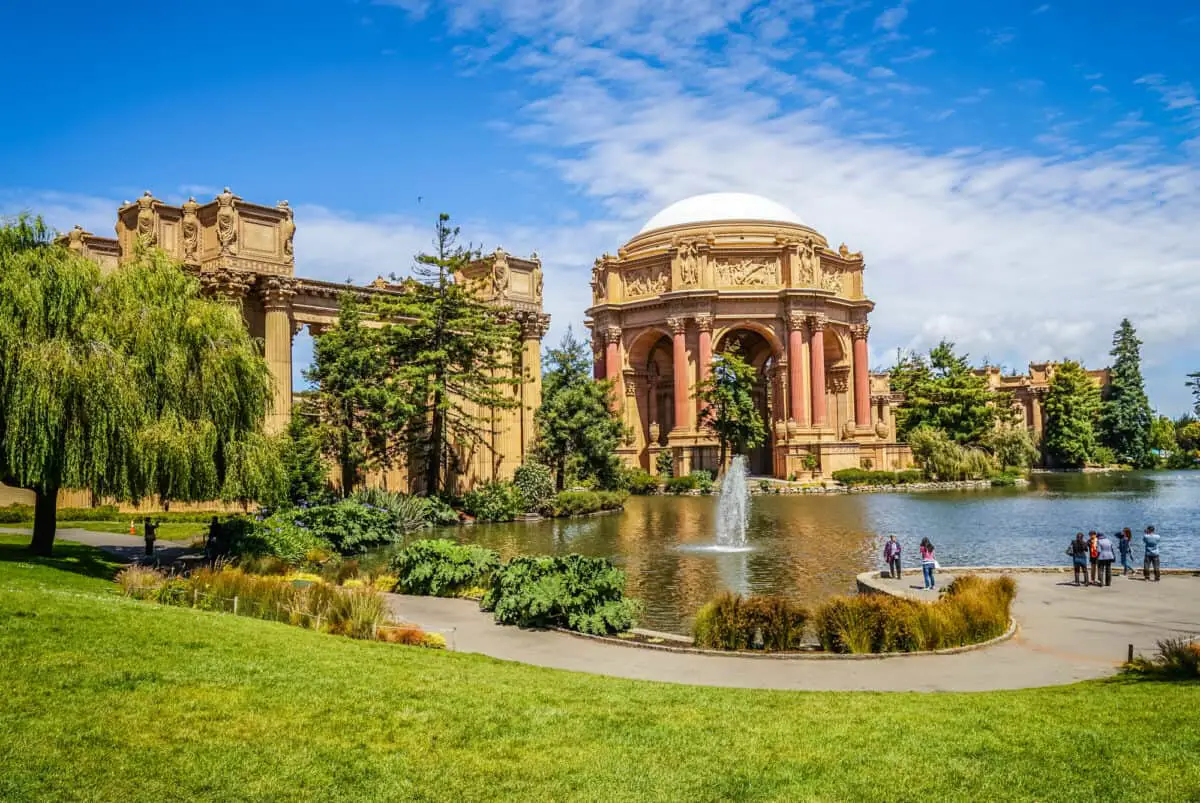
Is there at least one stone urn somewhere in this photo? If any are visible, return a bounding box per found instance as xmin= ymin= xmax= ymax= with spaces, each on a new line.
xmin=648 ymin=421 xmax=661 ymax=445
xmin=874 ymin=420 xmax=889 ymax=439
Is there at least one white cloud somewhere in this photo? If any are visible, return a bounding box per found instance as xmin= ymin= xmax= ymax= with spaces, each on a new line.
xmin=867 ymin=66 xmax=896 ymax=79
xmin=874 ymin=4 xmax=908 ymax=32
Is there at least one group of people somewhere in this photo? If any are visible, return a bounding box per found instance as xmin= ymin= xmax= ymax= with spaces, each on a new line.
xmin=1067 ymin=526 xmax=1161 ymax=587
xmin=883 ymin=536 xmax=938 ymax=590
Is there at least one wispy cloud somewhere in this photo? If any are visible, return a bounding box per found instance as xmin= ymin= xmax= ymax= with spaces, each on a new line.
xmin=874 ymin=3 xmax=908 ymax=32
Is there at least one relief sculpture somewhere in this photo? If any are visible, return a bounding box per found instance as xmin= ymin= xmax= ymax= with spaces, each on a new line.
xmin=821 ymin=263 xmax=843 ymax=294
xmin=675 ymin=240 xmax=701 ymax=287
xmin=714 ymin=257 xmax=778 ymax=287
xmin=624 ymin=264 xmax=669 ymax=298
xmin=794 ymin=238 xmax=817 ymax=286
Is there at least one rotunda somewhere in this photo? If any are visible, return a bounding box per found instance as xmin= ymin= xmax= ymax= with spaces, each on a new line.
xmin=585 ymin=193 xmax=910 ymax=479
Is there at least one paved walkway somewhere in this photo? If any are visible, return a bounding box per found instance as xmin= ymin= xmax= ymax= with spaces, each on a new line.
xmin=387 ymin=570 xmax=1200 ymax=692
xmin=15 ymin=527 xmax=1199 ymax=692
xmin=0 ymin=526 xmax=195 ymax=564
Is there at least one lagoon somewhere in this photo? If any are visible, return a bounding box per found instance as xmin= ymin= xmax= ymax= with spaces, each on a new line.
xmin=440 ymin=471 xmax=1200 ymax=633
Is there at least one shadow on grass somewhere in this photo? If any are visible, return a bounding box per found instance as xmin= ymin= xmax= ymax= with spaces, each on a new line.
xmin=0 ymin=538 xmax=123 ymax=581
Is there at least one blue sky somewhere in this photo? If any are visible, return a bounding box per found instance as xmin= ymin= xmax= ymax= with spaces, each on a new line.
xmin=2 ymin=0 xmax=1198 ymax=413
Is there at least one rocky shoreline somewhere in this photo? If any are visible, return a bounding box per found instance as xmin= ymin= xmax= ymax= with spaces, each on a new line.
xmin=643 ymin=477 xmax=1030 ymax=497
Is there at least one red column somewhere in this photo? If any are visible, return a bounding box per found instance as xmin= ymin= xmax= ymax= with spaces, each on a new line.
xmin=604 ymin=327 xmax=622 ymax=412
xmin=852 ymin=323 xmax=870 ymax=428
xmin=809 ymin=316 xmax=827 ymax=427
xmin=669 ymin=316 xmax=689 ymax=432
xmin=787 ymin=313 xmax=807 ymax=425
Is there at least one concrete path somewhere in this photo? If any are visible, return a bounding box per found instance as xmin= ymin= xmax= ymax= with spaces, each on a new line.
xmin=13 ymin=527 xmax=1199 ymax=692
xmin=0 ymin=526 xmax=195 ymax=564
xmin=387 ymin=571 xmax=1200 ymax=692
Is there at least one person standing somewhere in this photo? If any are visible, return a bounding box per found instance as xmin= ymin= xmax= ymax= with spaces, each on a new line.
xmin=143 ymin=517 xmax=158 ymax=558
xmin=1118 ymin=528 xmax=1134 ymax=576
xmin=919 ymin=537 xmax=936 ymax=590
xmin=1068 ymin=533 xmax=1089 ymax=586
xmin=1143 ymin=526 xmax=1161 ymax=582
xmin=1087 ymin=531 xmax=1099 ymax=586
xmin=884 ymin=536 xmax=902 ymax=580
xmin=1096 ymin=531 xmax=1115 ymax=587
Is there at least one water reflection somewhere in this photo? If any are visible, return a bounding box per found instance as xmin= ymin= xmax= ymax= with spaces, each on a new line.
xmin=434 ymin=471 xmax=1200 ymax=633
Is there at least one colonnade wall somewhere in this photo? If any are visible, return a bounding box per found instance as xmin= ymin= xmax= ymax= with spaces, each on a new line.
xmin=8 ymin=190 xmax=548 ymax=508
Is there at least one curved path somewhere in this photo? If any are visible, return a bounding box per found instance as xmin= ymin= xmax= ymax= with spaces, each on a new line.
xmin=13 ymin=528 xmax=1199 ymax=692
xmin=388 ymin=569 xmax=1200 ymax=692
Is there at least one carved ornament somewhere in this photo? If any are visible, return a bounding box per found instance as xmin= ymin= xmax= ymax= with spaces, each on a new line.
xmin=202 ymin=267 xmax=252 ymax=301
xmin=693 ymin=313 xmax=713 ymax=333
xmin=624 ymin=263 xmax=670 ymax=298
xmin=216 ymin=187 xmax=239 ymax=256
xmin=715 ymin=257 xmax=778 ymax=287
xmin=850 ymin=323 xmax=870 ymax=341
xmin=666 ymin=316 xmax=687 ymax=335
xmin=591 ymin=258 xmax=607 ymax=303
xmin=794 ymin=238 xmax=818 ymax=286
xmin=787 ymin=311 xmax=807 ymax=332
xmin=603 ymin=326 xmax=623 ymax=346
xmin=277 ymin=200 xmax=295 ymax=262
xmin=821 ymin=264 xmax=843 ymax=294
xmin=136 ymin=191 xmax=158 ymax=246
xmin=875 ymin=420 xmax=890 ymax=439
xmin=259 ymin=276 xmax=297 ymax=310
xmin=673 ymin=238 xmax=703 ymax=288
xmin=808 ymin=314 xmax=827 ymax=333
xmin=66 ymin=225 xmax=88 ymax=252
xmin=491 ymin=248 xmax=510 ymax=299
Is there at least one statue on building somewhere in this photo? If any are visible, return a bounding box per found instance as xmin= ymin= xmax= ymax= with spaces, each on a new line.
xmin=181 ymin=196 xmax=200 ymax=264
xmin=491 ymin=247 xmax=510 ymax=298
xmin=277 ymin=200 xmax=295 ymax=261
xmin=216 ymin=187 xmax=238 ymax=256
xmin=66 ymin=225 xmax=87 ymax=253
xmin=675 ymin=239 xmax=701 ymax=287
xmin=136 ymin=191 xmax=157 ymax=246
xmin=796 ymin=237 xmax=817 ymax=285
xmin=530 ymin=258 xmax=543 ymax=300
xmin=591 ymin=258 xmax=607 ymax=303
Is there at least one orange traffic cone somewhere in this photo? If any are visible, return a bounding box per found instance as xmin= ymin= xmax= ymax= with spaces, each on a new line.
xmin=129 ymin=520 xmax=136 ymax=535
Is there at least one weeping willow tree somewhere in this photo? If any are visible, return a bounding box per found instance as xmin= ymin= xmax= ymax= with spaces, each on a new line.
xmin=0 ymin=216 xmax=282 ymax=555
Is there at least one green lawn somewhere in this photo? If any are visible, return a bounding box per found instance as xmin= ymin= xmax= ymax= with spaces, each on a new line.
xmin=55 ymin=520 xmax=208 ymax=543
xmin=2 ymin=535 xmax=1199 ymax=802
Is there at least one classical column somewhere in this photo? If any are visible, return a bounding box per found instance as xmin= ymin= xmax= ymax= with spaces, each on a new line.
xmin=809 ymin=315 xmax=827 ymax=427
xmin=695 ymin=314 xmax=713 ymax=421
xmin=851 ymin=323 xmax=871 ymax=428
xmin=604 ymin=326 xmax=623 ymax=412
xmin=668 ymin=316 xmax=690 ymax=433
xmin=520 ymin=313 xmax=550 ymax=458
xmin=787 ymin=312 xmax=808 ymax=426
xmin=623 ymin=370 xmax=640 ymax=452
xmin=260 ymin=278 xmax=296 ymax=435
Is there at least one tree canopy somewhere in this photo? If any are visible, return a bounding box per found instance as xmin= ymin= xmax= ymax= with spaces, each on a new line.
xmin=1041 ymin=360 xmax=1101 ymax=468
xmin=534 ymin=327 xmax=624 ymax=490
xmin=695 ymin=348 xmax=766 ymax=470
xmin=889 ymin=340 xmax=1005 ymax=445
xmin=1188 ymin=371 xmax=1200 ymax=416
xmin=1099 ymin=319 xmax=1153 ymax=468
xmin=0 ymin=216 xmax=280 ymax=554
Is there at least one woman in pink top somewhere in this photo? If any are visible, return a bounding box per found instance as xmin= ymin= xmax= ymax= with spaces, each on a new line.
xmin=919 ymin=537 xmax=936 ymax=590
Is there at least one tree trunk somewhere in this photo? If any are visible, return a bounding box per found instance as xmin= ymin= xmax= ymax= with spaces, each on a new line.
xmin=29 ymin=486 xmax=58 ymax=557
xmin=426 ymin=384 xmax=445 ymax=496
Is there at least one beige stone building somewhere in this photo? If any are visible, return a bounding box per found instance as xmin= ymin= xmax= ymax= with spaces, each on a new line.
xmin=586 ymin=193 xmax=911 ymax=479
xmin=0 ymin=189 xmax=547 ymax=506
xmin=976 ymin=363 xmax=1111 ymax=447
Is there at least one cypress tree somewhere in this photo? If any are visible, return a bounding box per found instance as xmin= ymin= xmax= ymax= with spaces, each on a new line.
xmin=1099 ymin=319 xmax=1153 ymax=467
xmin=1042 ymin=360 xmax=1101 ymax=468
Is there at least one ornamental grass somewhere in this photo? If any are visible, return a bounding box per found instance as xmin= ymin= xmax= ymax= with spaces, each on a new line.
xmin=693 ymin=592 xmax=808 ymax=651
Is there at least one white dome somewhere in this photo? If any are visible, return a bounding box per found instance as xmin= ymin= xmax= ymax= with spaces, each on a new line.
xmin=638 ymin=192 xmax=804 ymax=234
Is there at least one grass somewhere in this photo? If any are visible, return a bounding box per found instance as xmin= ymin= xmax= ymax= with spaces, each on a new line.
xmin=1 ymin=534 xmax=1199 ymax=801
xmin=57 ymin=520 xmax=209 ymax=542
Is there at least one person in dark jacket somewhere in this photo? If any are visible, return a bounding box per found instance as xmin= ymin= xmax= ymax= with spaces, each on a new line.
xmin=1118 ymin=528 xmax=1134 ymax=576
xmin=1068 ymin=533 xmax=1089 ymax=586
xmin=884 ymin=535 xmax=902 ymax=580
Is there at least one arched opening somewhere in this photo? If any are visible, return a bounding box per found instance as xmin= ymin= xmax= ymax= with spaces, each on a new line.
xmin=714 ymin=327 xmax=779 ymax=476
xmin=626 ymin=328 xmax=676 ymax=470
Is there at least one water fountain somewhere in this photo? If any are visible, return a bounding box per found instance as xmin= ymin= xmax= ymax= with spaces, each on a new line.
xmin=714 ymin=454 xmax=750 ymax=550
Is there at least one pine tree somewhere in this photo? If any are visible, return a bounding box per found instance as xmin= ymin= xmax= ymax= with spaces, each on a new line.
xmin=534 ymin=327 xmax=624 ymax=490
xmin=0 ymin=216 xmax=278 ymax=555
xmin=306 ymin=293 xmax=392 ymax=495
xmin=1042 ymin=360 xmax=1101 ymax=468
xmin=890 ymin=340 xmax=1003 ymax=444
xmin=1100 ymin=319 xmax=1153 ymax=467
xmin=695 ymin=348 xmax=766 ymax=470
xmin=1187 ymin=371 xmax=1200 ymax=416
xmin=376 ymin=215 xmax=521 ymax=496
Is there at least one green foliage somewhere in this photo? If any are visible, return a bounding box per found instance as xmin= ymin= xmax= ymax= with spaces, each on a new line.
xmin=390 ymin=539 xmax=501 ymax=597
xmin=907 ymin=427 xmax=997 ymax=480
xmin=1042 ymin=360 xmax=1101 ymax=468
xmin=513 ymin=463 xmax=556 ymax=513
xmin=1100 ymin=320 xmax=1153 ymax=468
xmin=1149 ymin=415 xmax=1177 ymax=457
xmin=623 ymin=468 xmax=659 ymax=495
xmin=1091 ymin=445 xmax=1118 ymax=467
xmin=664 ymin=474 xmax=699 ymax=494
xmin=1125 ymin=637 xmax=1200 ymax=679
xmin=548 ymin=490 xmax=627 ymax=517
xmin=814 ymin=575 xmax=1015 ymax=654
xmin=243 ymin=510 xmax=330 ymax=564
xmin=280 ymin=404 xmax=332 ymax=506
xmin=534 ymin=327 xmax=625 ymax=491
xmin=301 ymin=492 xmax=423 ymax=552
xmin=481 ymin=554 xmax=639 ymax=635
xmin=693 ymin=592 xmax=808 ymax=651
xmin=0 ymin=217 xmax=278 ymax=554
xmin=655 ymin=450 xmax=674 ymax=478
xmin=695 ymin=349 xmax=766 ymax=466
xmin=1189 ymin=372 xmax=1200 ymax=416
xmin=890 ymin=341 xmax=1005 ymax=445
xmin=462 ymin=481 xmax=525 ymax=522
xmin=351 ymin=487 xmax=436 ymax=533
xmin=690 ymin=470 xmax=714 ymax=494
xmin=982 ymin=423 xmax=1041 ymax=469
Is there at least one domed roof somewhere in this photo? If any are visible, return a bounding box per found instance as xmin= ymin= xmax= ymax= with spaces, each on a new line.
xmin=638 ymin=192 xmax=804 ymax=234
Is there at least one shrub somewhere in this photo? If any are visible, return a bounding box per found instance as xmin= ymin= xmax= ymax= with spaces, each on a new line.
xmin=693 ymin=592 xmax=808 ymax=652
xmin=908 ymin=426 xmax=998 ymax=481
xmin=481 ymin=554 xmax=639 ymax=635
xmin=325 ymin=586 xmax=387 ymax=639
xmin=691 ymin=470 xmax=714 ymax=494
xmin=243 ymin=510 xmax=330 ymax=564
xmin=423 ymin=496 xmax=461 ymax=526
xmin=351 ymin=488 xmax=437 ymax=533
xmin=814 ymin=575 xmax=1015 ymax=654
xmin=1127 ymin=637 xmax=1200 ymax=679
xmin=1091 ymin=445 xmax=1118 ymax=467
xmin=896 ymin=469 xmax=923 ymax=484
xmin=390 ymin=539 xmax=501 ymax=597
xmin=377 ymin=625 xmax=446 ymax=649
xmin=116 ymin=565 xmax=166 ymax=599
xmin=300 ymin=497 xmax=409 ymax=552
xmin=596 ymin=490 xmax=628 ymax=511
xmin=624 ymin=468 xmax=659 ymax=495
xmin=655 ymin=449 xmax=674 ymax=478
xmin=55 ymin=505 xmax=120 ymax=522
xmin=551 ymin=490 xmax=600 ymax=517
xmin=155 ymin=578 xmax=191 ymax=606
xmin=664 ymin=474 xmax=699 ymax=494
xmin=0 ymin=505 xmax=31 ymax=523
xmin=513 ymin=464 xmax=556 ymax=513
xmin=462 ymin=481 xmax=525 ymax=522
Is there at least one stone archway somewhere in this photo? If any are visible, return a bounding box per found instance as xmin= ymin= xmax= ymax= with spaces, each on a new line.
xmin=714 ymin=327 xmax=781 ymax=476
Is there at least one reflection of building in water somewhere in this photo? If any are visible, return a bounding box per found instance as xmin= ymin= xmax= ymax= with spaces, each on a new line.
xmin=587 ymin=193 xmax=910 ymax=480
